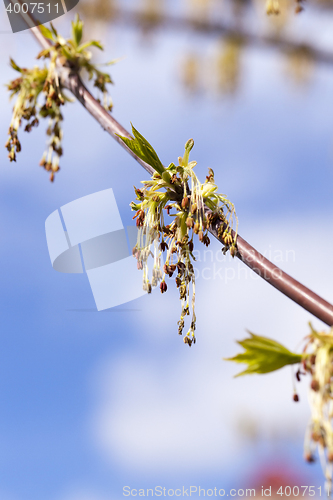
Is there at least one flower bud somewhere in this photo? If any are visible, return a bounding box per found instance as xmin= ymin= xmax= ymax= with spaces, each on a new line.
xmin=185 ymin=138 xmax=194 ymax=152
xmin=177 ymin=262 xmax=185 ymax=272
xmin=311 ymin=379 xmax=320 ymax=392
xmin=194 ymin=223 xmax=200 ymax=234
xmin=159 ymin=241 xmax=168 ymax=252
xmin=304 ymin=452 xmax=315 ymax=463
xmin=186 ymin=217 xmax=194 ymax=228
xmin=160 ymin=281 xmax=167 ymax=293
xmin=181 ymin=197 xmax=190 ymax=209
xmin=226 ymin=234 xmax=233 ymax=246
xmin=311 ymin=431 xmax=320 ymax=442
xmin=230 ymin=245 xmax=237 ymax=258
xmin=293 ymin=394 xmax=299 ymax=402
xmin=8 ymin=150 xmax=16 ymax=162
xmin=202 ymin=235 xmax=210 ymax=247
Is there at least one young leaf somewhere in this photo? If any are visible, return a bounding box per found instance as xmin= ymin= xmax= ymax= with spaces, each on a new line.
xmin=71 ymin=15 xmax=83 ymax=46
xmin=50 ymin=22 xmax=58 ymax=38
xmin=78 ymin=40 xmax=104 ymax=52
xmin=225 ymin=332 xmax=302 ymax=377
xmin=39 ymin=24 xmax=55 ymax=41
xmin=117 ymin=125 xmax=165 ymax=175
xmin=9 ymin=58 xmax=22 ymax=72
xmin=104 ymin=57 xmax=123 ymax=66
xmin=36 ymin=48 xmax=52 ymax=60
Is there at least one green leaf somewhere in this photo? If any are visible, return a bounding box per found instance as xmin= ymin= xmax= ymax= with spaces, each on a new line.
xmin=225 ymin=332 xmax=303 ymax=377
xmin=71 ymin=14 xmax=83 ymax=46
xmin=36 ymin=48 xmax=52 ymax=59
xmin=60 ymin=45 xmax=74 ymax=61
xmin=50 ymin=22 xmax=58 ymax=38
xmin=9 ymin=58 xmax=22 ymax=72
xmin=77 ymin=40 xmax=104 ymax=52
xmin=104 ymin=57 xmax=122 ymax=65
xmin=117 ymin=125 xmax=165 ymax=175
xmin=39 ymin=24 xmax=55 ymax=41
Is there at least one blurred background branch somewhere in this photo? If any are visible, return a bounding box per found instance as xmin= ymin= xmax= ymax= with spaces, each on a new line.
xmin=75 ymin=0 xmax=333 ymax=95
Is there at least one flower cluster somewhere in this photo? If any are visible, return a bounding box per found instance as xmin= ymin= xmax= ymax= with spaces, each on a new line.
xmin=297 ymin=325 xmax=333 ymax=495
xmin=128 ymin=128 xmax=237 ymax=346
xmin=227 ymin=324 xmax=333 ymax=496
xmin=5 ymin=15 xmax=115 ymax=181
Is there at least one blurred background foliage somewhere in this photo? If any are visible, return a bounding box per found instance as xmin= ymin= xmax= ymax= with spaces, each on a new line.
xmin=77 ymin=0 xmax=332 ymax=95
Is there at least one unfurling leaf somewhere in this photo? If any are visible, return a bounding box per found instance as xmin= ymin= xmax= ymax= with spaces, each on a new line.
xmin=71 ymin=14 xmax=83 ymax=46
xmin=225 ymin=332 xmax=302 ymax=377
xmin=78 ymin=40 xmax=104 ymax=52
xmin=50 ymin=22 xmax=58 ymax=38
xmin=39 ymin=24 xmax=55 ymax=41
xmin=9 ymin=58 xmax=22 ymax=72
xmin=118 ymin=124 xmax=165 ymax=175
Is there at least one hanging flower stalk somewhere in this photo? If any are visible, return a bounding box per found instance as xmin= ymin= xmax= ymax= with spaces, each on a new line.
xmin=120 ymin=125 xmax=238 ymax=346
xmin=5 ymin=15 xmax=116 ymax=181
xmin=226 ymin=324 xmax=333 ymax=496
xmin=300 ymin=325 xmax=333 ymax=495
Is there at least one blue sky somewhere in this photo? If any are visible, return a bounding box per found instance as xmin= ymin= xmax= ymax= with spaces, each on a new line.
xmin=0 ymin=2 xmax=333 ymax=499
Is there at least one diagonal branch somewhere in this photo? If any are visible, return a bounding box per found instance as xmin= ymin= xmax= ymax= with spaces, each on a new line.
xmin=12 ymin=8 xmax=333 ymax=327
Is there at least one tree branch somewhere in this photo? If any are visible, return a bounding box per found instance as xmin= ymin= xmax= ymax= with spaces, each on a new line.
xmin=12 ymin=8 xmax=333 ymax=327
xmin=81 ymin=4 xmax=333 ymax=67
